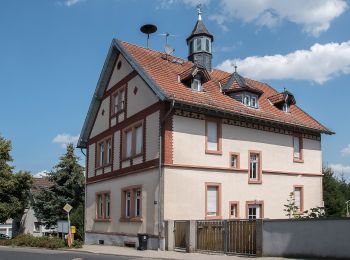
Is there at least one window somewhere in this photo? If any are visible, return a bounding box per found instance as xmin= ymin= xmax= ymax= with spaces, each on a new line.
xmin=123 ymin=122 xmax=143 ymax=159
xmin=246 ymin=201 xmax=263 ymax=219
xmin=33 ymin=222 xmax=41 ymax=232
xmin=97 ymin=137 xmax=112 ymax=168
xmin=294 ymin=186 xmax=304 ymax=212
xmin=249 ymin=151 xmax=262 ymax=183
xmin=96 ymin=192 xmax=111 ymax=220
xmin=205 ymin=38 xmax=210 ymax=52
xmin=293 ymin=135 xmax=303 ymax=162
xmin=229 ymin=153 xmax=240 ymax=169
xmin=283 ymin=103 xmax=290 ymax=112
xmin=192 ymin=78 xmax=201 ymax=91
xmin=234 ymin=94 xmax=243 ymax=103
xmin=205 ymin=183 xmax=221 ymax=219
xmin=229 ymin=202 xmax=239 ymax=219
xmin=196 ymin=38 xmax=202 ymax=51
xmin=135 ymin=189 xmax=142 ymax=217
xmin=111 ymin=87 xmax=125 ymax=116
xmin=205 ymin=119 xmax=221 ymax=154
xmin=121 ymin=186 xmax=142 ymax=220
xmin=251 ymin=96 xmax=257 ymax=108
xmin=190 ymin=40 xmax=194 ymax=53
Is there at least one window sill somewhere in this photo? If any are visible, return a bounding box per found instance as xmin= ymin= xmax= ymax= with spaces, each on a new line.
xmin=94 ymin=218 xmax=111 ymax=222
xmin=293 ymin=159 xmax=304 ymax=163
xmin=205 ymin=215 xmax=222 ymax=220
xmin=248 ymin=179 xmax=262 ymax=184
xmin=205 ymin=150 xmax=222 ymax=155
xmin=119 ymin=217 xmax=143 ymax=223
xmin=95 ymin=163 xmax=112 ymax=171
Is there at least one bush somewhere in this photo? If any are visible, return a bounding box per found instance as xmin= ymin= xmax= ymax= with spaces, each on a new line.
xmin=0 ymin=234 xmax=65 ymax=249
xmin=71 ymin=240 xmax=83 ymax=248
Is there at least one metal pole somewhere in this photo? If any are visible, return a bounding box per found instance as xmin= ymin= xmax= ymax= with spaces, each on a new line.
xmin=68 ymin=212 xmax=71 ymax=246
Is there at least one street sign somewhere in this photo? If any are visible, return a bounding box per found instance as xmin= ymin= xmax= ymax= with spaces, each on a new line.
xmin=57 ymin=220 xmax=69 ymax=233
xmin=63 ymin=203 xmax=73 ymax=213
xmin=71 ymin=226 xmax=76 ymax=234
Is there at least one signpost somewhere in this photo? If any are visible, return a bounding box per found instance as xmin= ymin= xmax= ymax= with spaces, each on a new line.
xmin=63 ymin=203 xmax=73 ymax=247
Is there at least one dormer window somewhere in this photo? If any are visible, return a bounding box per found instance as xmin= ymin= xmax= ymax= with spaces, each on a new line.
xmin=282 ymin=103 xmax=290 ymax=113
xmin=192 ymin=78 xmax=202 ymax=92
xmin=244 ymin=95 xmax=251 ymax=106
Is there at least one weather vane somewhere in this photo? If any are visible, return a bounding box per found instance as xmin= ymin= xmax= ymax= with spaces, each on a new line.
xmin=197 ymin=3 xmax=202 ymax=21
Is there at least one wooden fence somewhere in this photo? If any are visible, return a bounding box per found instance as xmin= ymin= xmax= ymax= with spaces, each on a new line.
xmin=196 ymin=220 xmax=257 ymax=255
xmin=174 ymin=221 xmax=187 ymax=250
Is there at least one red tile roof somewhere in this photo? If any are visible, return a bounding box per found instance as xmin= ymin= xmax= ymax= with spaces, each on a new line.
xmin=121 ymin=41 xmax=332 ymax=134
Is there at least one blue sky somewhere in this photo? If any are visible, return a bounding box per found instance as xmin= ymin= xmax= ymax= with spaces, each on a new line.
xmin=1 ymin=0 xmax=350 ymax=179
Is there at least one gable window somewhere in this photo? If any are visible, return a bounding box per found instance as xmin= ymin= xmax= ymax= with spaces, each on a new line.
xmin=229 ymin=152 xmax=240 ymax=169
xmin=123 ymin=122 xmax=143 ymax=160
xmin=192 ymin=78 xmax=202 ymax=92
xmin=97 ymin=137 xmax=112 ymax=168
xmin=111 ymin=87 xmax=125 ymax=116
xmin=229 ymin=202 xmax=239 ymax=219
xmin=294 ymin=186 xmax=304 ymax=213
xmin=205 ymin=183 xmax=221 ymax=219
xmin=246 ymin=201 xmax=264 ymax=219
xmin=248 ymin=151 xmax=262 ymax=184
xmin=121 ymin=186 xmax=142 ymax=221
xmin=96 ymin=192 xmax=111 ymax=221
xmin=293 ymin=135 xmax=303 ymax=162
xmin=205 ymin=119 xmax=222 ymax=154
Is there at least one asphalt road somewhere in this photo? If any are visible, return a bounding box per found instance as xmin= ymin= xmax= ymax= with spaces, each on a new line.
xmin=0 ymin=247 xmax=158 ymax=260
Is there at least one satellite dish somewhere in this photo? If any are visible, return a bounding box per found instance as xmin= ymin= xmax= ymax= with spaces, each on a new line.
xmin=165 ymin=44 xmax=174 ymax=55
xmin=140 ymin=24 xmax=157 ymax=48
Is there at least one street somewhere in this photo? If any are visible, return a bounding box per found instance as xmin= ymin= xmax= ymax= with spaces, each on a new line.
xmin=0 ymin=247 xmax=156 ymax=260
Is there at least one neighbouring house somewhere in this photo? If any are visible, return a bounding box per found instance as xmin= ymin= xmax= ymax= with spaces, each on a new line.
xmin=77 ymin=10 xmax=333 ymax=249
xmin=13 ymin=177 xmax=56 ymax=237
xmin=0 ymin=219 xmax=13 ymax=238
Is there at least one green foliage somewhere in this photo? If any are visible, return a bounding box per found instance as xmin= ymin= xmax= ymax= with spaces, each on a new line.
xmin=70 ymin=204 xmax=84 ymax=241
xmin=284 ymin=192 xmax=299 ymax=218
xmin=32 ymin=144 xmax=85 ymax=228
xmin=323 ymin=167 xmax=349 ymax=217
xmin=71 ymin=240 xmax=84 ymax=248
xmin=0 ymin=134 xmax=33 ymax=223
xmin=0 ymin=234 xmax=65 ymax=249
xmin=302 ymin=207 xmax=326 ymax=218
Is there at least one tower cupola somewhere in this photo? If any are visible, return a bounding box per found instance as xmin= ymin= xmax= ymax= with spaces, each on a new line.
xmin=186 ymin=5 xmax=214 ymax=71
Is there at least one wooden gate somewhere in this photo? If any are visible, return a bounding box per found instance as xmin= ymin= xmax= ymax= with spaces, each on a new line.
xmin=174 ymin=221 xmax=187 ymax=250
xmin=196 ymin=220 xmax=256 ymax=255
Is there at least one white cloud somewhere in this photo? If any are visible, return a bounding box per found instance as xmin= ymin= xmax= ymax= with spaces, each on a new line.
xmin=217 ymin=41 xmax=350 ymax=84
xmin=160 ymin=0 xmax=347 ymax=36
xmin=53 ymin=133 xmax=79 ymax=148
xmin=33 ymin=170 xmax=49 ymax=178
xmin=62 ymin=0 xmax=85 ymax=7
xmin=341 ymin=144 xmax=350 ymax=157
xmin=329 ymin=163 xmax=350 ymax=174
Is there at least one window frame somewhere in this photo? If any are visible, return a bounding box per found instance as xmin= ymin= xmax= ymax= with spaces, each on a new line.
xmin=110 ymin=86 xmax=126 ymax=117
xmin=121 ymin=185 xmax=143 ymax=222
xmin=192 ymin=78 xmax=202 ymax=92
xmin=96 ymin=136 xmax=113 ymax=169
xmin=293 ymin=185 xmax=304 ymax=213
xmin=248 ymin=150 xmax=262 ymax=184
xmin=282 ymin=103 xmax=290 ymax=112
xmin=293 ymin=134 xmax=304 ymax=163
xmin=95 ymin=191 xmax=111 ymax=221
xmin=246 ymin=200 xmax=264 ymax=219
xmin=205 ymin=182 xmax=222 ymax=220
xmin=122 ymin=121 xmax=144 ymax=160
xmin=205 ymin=117 xmax=222 ymax=155
xmin=229 ymin=152 xmax=240 ymax=169
xmin=229 ymin=201 xmax=240 ymax=219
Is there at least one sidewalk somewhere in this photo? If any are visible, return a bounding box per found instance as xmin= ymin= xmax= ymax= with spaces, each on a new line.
xmin=73 ymin=245 xmax=297 ymax=260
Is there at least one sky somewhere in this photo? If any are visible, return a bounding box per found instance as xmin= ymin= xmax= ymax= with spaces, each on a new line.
xmin=1 ymin=0 xmax=350 ymax=179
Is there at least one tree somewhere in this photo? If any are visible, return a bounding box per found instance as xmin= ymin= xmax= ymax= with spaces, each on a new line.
xmin=284 ymin=192 xmax=299 ymax=218
xmin=323 ymin=167 xmax=348 ymax=217
xmin=0 ymin=134 xmax=32 ymax=223
xmin=33 ymin=144 xmax=85 ymax=231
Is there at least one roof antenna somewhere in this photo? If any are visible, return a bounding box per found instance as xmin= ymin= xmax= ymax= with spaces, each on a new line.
xmin=140 ymin=24 xmax=157 ymax=48
xmin=197 ymin=3 xmax=202 ymax=21
xmin=158 ymin=32 xmax=177 ymax=45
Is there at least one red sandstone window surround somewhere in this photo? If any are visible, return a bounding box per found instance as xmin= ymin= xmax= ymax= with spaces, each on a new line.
xmin=293 ymin=185 xmax=304 ymax=213
xmin=246 ymin=200 xmax=264 ymax=219
xmin=95 ymin=191 xmax=111 ymax=221
xmin=96 ymin=136 xmax=113 ymax=168
xmin=205 ymin=117 xmax=222 ymax=155
xmin=229 ymin=201 xmax=239 ymax=219
xmin=205 ymin=182 xmax=222 ymax=220
xmin=229 ymin=152 xmax=240 ymax=169
xmin=120 ymin=185 xmax=142 ymax=222
xmin=122 ymin=121 xmax=144 ymax=160
xmin=248 ymin=150 xmax=262 ymax=184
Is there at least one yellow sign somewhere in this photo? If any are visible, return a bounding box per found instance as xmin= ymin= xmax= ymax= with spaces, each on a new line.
xmin=71 ymin=226 xmax=76 ymax=234
xmin=63 ymin=203 xmax=73 ymax=213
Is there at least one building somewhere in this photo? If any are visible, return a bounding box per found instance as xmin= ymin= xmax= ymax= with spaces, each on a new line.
xmin=78 ymin=10 xmax=333 ymax=249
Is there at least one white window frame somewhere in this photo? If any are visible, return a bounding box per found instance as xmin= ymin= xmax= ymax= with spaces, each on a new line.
xmin=125 ymin=191 xmax=131 ymax=218
xmin=135 ymin=189 xmax=142 ymax=217
xmin=249 ymin=154 xmax=259 ymax=180
xmin=192 ymin=78 xmax=202 ymax=92
xmin=248 ymin=204 xmax=261 ymax=219
xmin=283 ymin=103 xmax=290 ymax=112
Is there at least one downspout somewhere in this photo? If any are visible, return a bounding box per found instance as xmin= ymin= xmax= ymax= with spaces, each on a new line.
xmin=158 ymin=99 xmax=175 ymax=250
xmin=80 ymin=147 xmax=87 ymax=244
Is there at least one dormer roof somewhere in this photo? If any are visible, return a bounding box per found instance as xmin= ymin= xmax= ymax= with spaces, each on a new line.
xmin=221 ymin=71 xmax=263 ymax=96
xmin=179 ymin=65 xmax=211 ymax=83
xmin=268 ymin=90 xmax=296 ymax=105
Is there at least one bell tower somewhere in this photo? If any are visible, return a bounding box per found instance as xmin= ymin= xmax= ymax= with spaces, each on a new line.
xmin=186 ymin=5 xmax=214 ymax=71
